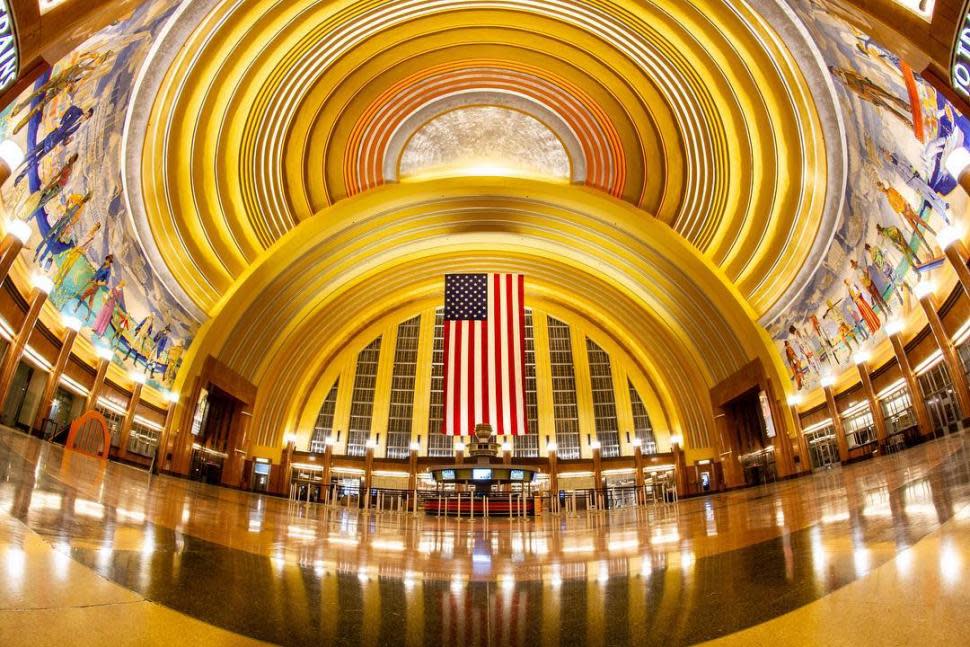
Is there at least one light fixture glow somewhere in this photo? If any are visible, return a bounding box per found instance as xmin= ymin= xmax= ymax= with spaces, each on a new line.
xmin=95 ymin=344 xmax=114 ymax=360
xmin=62 ymin=314 xmax=82 ymax=332
xmin=365 ymin=438 xmax=378 ymax=450
xmin=546 ymin=441 xmax=558 ymax=454
xmin=0 ymin=139 xmax=25 ymax=169
xmin=853 ymin=351 xmax=869 ymax=366
xmin=30 ymin=273 xmax=53 ymax=294
xmin=129 ymin=371 xmax=146 ymax=385
xmin=6 ymin=219 xmax=31 ymax=244
xmin=325 ymin=436 xmax=336 ymax=446
xmin=787 ymin=394 xmax=803 ymax=407
xmin=945 ymin=147 xmax=970 ymax=179
xmin=936 ymin=224 xmax=963 ymax=249
xmin=669 ymin=434 xmax=683 ymax=447
xmin=454 ymin=441 xmax=466 ymax=452
xmin=885 ymin=318 xmax=904 ymax=336
xmin=590 ymin=439 xmax=601 ymax=450
xmin=820 ymin=375 xmax=835 ymax=388
xmin=631 ymin=437 xmax=642 ymax=447
xmin=409 ymin=440 xmax=421 ymax=451
xmin=914 ymin=281 xmax=936 ymax=300
xmin=164 ymin=390 xmax=179 ymax=404
xmin=501 ymin=441 xmax=512 ymax=452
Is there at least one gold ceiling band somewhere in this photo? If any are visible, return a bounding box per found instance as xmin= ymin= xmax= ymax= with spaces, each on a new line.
xmin=138 ymin=0 xmax=826 ymax=320
xmin=175 ymin=178 xmax=792 ymax=452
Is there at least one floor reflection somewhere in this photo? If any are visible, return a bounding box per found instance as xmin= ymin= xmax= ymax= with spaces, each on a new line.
xmin=2 ymin=427 xmax=970 ymax=645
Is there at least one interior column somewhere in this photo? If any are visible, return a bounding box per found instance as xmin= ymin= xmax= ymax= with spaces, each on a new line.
xmin=32 ymin=314 xmax=82 ymax=431
xmin=821 ymin=378 xmax=849 ymax=463
xmin=855 ymin=355 xmax=889 ymax=451
xmin=886 ymin=321 xmax=934 ymax=437
xmin=0 ymin=275 xmax=51 ymax=405
xmin=116 ymin=372 xmax=145 ymax=459
xmin=915 ymin=282 xmax=970 ymax=423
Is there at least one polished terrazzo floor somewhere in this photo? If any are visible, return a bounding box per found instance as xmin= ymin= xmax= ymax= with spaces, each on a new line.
xmin=0 ymin=426 xmax=969 ymax=645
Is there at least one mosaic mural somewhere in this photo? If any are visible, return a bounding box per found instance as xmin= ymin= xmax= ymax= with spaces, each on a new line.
xmin=0 ymin=0 xmax=192 ymax=391
xmin=770 ymin=0 xmax=970 ymax=391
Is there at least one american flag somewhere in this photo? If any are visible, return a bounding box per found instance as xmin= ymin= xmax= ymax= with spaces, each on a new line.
xmin=442 ymin=273 xmax=527 ymax=436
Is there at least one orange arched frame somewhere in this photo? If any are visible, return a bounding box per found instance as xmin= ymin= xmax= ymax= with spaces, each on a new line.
xmin=65 ymin=410 xmax=111 ymax=460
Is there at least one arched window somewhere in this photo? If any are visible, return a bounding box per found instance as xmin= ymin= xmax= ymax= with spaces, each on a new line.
xmin=514 ymin=309 xmax=539 ymax=457
xmin=309 ymin=380 xmax=339 ymax=452
xmin=427 ymin=309 xmax=453 ymax=456
xmin=628 ymin=379 xmax=656 ymax=454
xmin=586 ymin=338 xmax=620 ymax=457
xmin=547 ymin=317 xmax=580 ymax=459
xmin=346 ymin=337 xmax=381 ymax=456
xmin=386 ymin=316 xmax=421 ymax=458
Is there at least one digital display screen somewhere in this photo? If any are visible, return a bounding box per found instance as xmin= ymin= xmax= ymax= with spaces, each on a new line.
xmin=253 ymin=463 xmax=271 ymax=476
xmin=510 ymin=470 xmax=525 ymax=481
xmin=472 ymin=468 xmax=492 ymax=481
xmin=440 ymin=470 xmax=455 ymax=480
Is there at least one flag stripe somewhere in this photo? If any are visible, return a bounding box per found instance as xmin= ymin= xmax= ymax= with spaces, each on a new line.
xmin=442 ymin=320 xmax=454 ymax=435
xmin=503 ymin=273 xmax=516 ymax=435
xmin=494 ymin=273 xmax=507 ymax=434
xmin=442 ymin=273 xmax=526 ymax=435
xmin=513 ymin=274 xmax=529 ymax=434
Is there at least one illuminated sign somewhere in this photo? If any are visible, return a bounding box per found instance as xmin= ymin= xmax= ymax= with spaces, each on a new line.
xmin=0 ymin=0 xmax=17 ymax=92
xmin=440 ymin=469 xmax=455 ymax=480
xmin=510 ymin=469 xmax=525 ymax=481
xmin=472 ymin=468 xmax=492 ymax=480
xmin=953 ymin=4 xmax=970 ymax=98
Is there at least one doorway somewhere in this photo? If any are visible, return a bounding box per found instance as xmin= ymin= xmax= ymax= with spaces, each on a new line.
xmin=189 ymin=385 xmax=247 ymax=485
xmin=721 ymin=387 xmax=776 ymax=486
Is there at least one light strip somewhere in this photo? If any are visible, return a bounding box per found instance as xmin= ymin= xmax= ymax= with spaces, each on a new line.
xmin=876 ymin=379 xmax=906 ymax=400
xmin=22 ymin=345 xmax=52 ymax=371
xmin=802 ymin=418 xmax=833 ymax=434
xmin=914 ymin=350 xmax=944 ymax=376
xmin=0 ymin=316 xmax=13 ymax=340
xmin=953 ymin=319 xmax=970 ymax=346
xmin=840 ymin=400 xmax=868 ymax=418
xmin=291 ymin=462 xmax=324 ymax=472
xmin=331 ymin=466 xmax=365 ymax=475
xmin=96 ymin=396 xmax=128 ymax=416
xmin=58 ymin=374 xmax=88 ymax=397
xmin=133 ymin=414 xmax=164 ymax=432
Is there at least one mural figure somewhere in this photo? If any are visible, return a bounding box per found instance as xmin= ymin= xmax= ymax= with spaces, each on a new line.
xmin=844 ymin=279 xmax=880 ymax=333
xmin=93 ymin=279 xmax=125 ymax=337
xmin=876 ymin=224 xmax=922 ymax=267
xmin=13 ymin=106 xmax=93 ymax=186
xmin=123 ymin=313 xmax=155 ymax=364
xmin=73 ymin=254 xmax=113 ymax=317
xmin=9 ymin=51 xmax=111 ymax=134
xmin=849 ymin=258 xmax=890 ymax=315
xmin=875 ymin=180 xmax=936 ymax=252
xmin=52 ymin=223 xmax=100 ymax=289
xmin=829 ymin=66 xmax=911 ymax=124
xmin=19 ymin=153 xmax=79 ymax=219
xmin=34 ymin=192 xmax=90 ymax=267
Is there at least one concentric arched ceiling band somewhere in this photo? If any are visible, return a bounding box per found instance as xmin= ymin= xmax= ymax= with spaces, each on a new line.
xmin=124 ymin=0 xmax=845 ymax=324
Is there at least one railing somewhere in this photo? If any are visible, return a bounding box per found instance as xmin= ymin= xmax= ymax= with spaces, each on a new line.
xmin=287 ymin=481 xmax=678 ymax=515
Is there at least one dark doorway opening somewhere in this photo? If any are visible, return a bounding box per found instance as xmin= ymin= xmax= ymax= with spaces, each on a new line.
xmin=189 ymin=385 xmax=246 ymax=485
xmin=722 ymin=387 xmax=776 ymax=486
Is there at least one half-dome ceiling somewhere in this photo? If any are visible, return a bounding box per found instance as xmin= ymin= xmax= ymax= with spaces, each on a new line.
xmin=124 ymin=0 xmax=844 ymax=320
